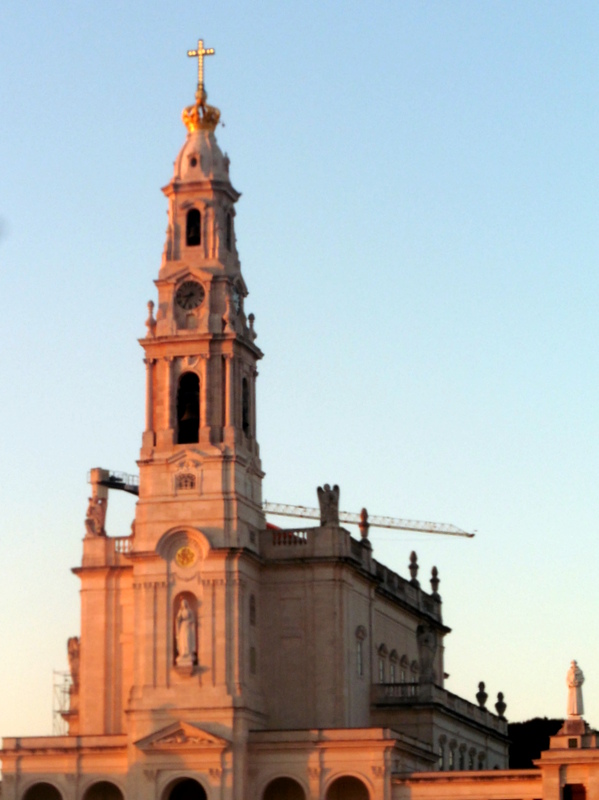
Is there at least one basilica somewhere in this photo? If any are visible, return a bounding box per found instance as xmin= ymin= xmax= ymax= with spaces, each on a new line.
xmin=2 ymin=41 xmax=598 ymax=800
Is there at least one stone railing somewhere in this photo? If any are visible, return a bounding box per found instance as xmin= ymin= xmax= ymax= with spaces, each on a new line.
xmin=271 ymin=529 xmax=309 ymax=546
xmin=113 ymin=536 xmax=133 ymax=554
xmin=371 ymin=683 xmax=507 ymax=735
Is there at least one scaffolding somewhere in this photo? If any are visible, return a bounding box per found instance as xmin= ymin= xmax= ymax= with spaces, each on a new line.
xmin=52 ymin=670 xmax=72 ymax=735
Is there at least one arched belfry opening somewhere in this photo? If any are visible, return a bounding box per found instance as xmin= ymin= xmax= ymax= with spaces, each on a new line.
xmin=263 ymin=777 xmax=306 ymax=800
xmin=82 ymin=783 xmax=124 ymax=800
xmin=242 ymin=376 xmax=250 ymax=436
xmin=177 ymin=372 xmax=200 ymax=444
xmin=165 ymin=779 xmax=207 ymax=800
xmin=23 ymin=784 xmax=63 ymax=800
xmin=186 ymin=208 xmax=201 ymax=246
xmin=225 ymin=210 xmax=233 ymax=251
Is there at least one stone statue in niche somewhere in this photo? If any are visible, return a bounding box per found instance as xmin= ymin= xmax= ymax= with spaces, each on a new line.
xmin=67 ymin=636 xmax=80 ymax=691
xmin=84 ymin=496 xmax=106 ymax=536
xmin=317 ymin=484 xmax=340 ymax=525
xmin=416 ymin=624 xmax=438 ymax=684
xmin=567 ymin=660 xmax=584 ymax=717
xmin=176 ymin=598 xmax=197 ymax=667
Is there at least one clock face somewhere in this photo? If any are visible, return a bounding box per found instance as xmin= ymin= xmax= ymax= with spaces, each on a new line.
xmin=175 ymin=280 xmax=205 ymax=311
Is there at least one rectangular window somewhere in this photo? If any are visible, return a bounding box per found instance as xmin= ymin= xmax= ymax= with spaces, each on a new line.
xmin=378 ymin=658 xmax=385 ymax=683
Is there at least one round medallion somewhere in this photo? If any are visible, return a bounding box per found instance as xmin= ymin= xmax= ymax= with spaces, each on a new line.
xmin=175 ymin=280 xmax=205 ymax=310
xmin=175 ymin=546 xmax=196 ymax=568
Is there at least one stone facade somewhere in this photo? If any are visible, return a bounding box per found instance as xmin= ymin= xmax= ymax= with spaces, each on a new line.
xmin=1 ymin=65 xmax=511 ymax=800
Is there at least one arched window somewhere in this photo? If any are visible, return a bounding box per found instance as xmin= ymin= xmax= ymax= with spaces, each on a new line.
xmin=186 ymin=209 xmax=201 ymax=246
xmin=438 ymin=736 xmax=447 ymax=770
xmin=357 ymin=639 xmax=363 ymax=677
xmin=175 ymin=473 xmax=196 ymax=490
xmin=355 ymin=625 xmax=367 ymax=678
xmin=242 ymin=377 xmax=250 ymax=435
xmin=83 ymin=783 xmax=124 ymax=800
xmin=448 ymin=742 xmax=456 ymax=771
xmin=166 ymin=779 xmax=207 ymax=800
xmin=263 ymin=778 xmax=306 ymax=800
xmin=377 ymin=645 xmax=387 ymax=683
xmin=23 ymin=785 xmax=63 ymax=800
xmin=389 ymin=649 xmax=398 ymax=683
xmin=177 ymin=372 xmax=200 ymax=444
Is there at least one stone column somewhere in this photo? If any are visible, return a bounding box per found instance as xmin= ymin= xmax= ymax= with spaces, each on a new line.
xmin=141 ymin=358 xmax=155 ymax=451
xmin=251 ymin=368 xmax=258 ymax=440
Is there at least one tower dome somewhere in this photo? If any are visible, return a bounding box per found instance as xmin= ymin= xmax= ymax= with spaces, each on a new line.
xmin=173 ymin=126 xmax=230 ymax=183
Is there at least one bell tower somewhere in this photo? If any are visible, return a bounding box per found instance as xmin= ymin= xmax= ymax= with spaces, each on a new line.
xmin=137 ymin=41 xmax=265 ymax=552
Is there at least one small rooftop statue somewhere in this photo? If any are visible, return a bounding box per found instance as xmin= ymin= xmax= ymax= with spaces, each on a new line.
xmin=558 ymin=660 xmax=588 ymax=736
xmin=567 ymin=660 xmax=585 ymax=718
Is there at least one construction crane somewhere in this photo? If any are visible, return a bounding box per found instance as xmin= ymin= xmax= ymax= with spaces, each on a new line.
xmin=263 ymin=502 xmax=475 ymax=539
xmin=90 ymin=470 xmax=474 ymax=539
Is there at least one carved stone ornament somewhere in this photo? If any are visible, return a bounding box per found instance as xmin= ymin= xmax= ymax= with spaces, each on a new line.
xmin=317 ymin=483 xmax=340 ymax=525
xmin=85 ymin=495 xmax=107 ymax=536
xmin=135 ymin=721 xmax=229 ymax=750
xmin=495 ymin=691 xmax=507 ymax=719
xmin=146 ymin=300 xmax=157 ymax=337
xmin=409 ymin=551 xmax=419 ymax=586
xmin=476 ymin=681 xmax=488 ymax=708
xmin=175 ymin=546 xmax=197 ymax=568
xmin=67 ymin=636 xmax=80 ymax=690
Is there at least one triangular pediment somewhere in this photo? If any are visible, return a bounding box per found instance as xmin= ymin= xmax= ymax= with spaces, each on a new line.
xmin=167 ymin=450 xmax=202 ymax=467
xmin=135 ymin=721 xmax=229 ymax=751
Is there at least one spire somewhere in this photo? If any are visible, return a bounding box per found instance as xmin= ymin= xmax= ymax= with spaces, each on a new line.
xmin=182 ymin=37 xmax=221 ymax=132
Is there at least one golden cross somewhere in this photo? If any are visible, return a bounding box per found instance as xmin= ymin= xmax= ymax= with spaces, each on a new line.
xmin=187 ymin=38 xmax=215 ymax=94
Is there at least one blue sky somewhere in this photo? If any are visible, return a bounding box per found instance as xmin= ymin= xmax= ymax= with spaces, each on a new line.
xmin=1 ymin=1 xmax=599 ymax=736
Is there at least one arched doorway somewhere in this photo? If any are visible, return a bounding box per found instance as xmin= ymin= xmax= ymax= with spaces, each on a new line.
xmin=263 ymin=777 xmax=306 ymax=800
xmin=166 ymin=779 xmax=207 ymax=800
xmin=82 ymin=783 xmax=124 ymax=800
xmin=326 ymin=776 xmax=369 ymax=800
xmin=23 ymin=784 xmax=63 ymax=800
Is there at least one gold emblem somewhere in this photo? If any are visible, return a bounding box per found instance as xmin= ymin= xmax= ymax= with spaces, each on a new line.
xmin=175 ymin=546 xmax=196 ymax=568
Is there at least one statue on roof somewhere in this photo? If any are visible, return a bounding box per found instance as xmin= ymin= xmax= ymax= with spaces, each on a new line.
xmin=567 ymin=660 xmax=584 ymax=718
